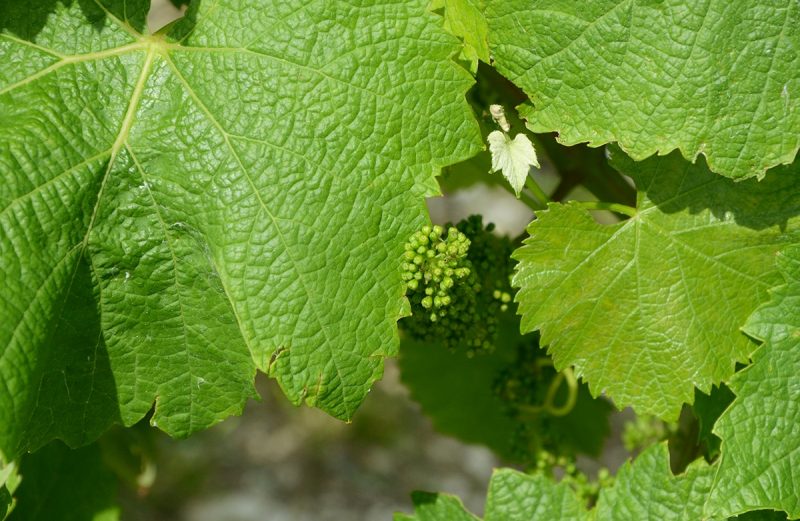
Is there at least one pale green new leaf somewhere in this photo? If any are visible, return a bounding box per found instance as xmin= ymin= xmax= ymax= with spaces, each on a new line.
xmin=0 ymin=0 xmax=481 ymax=459
xmin=486 ymin=0 xmax=800 ymax=179
xmin=487 ymin=131 xmax=539 ymax=196
xmin=0 ymin=455 xmax=19 ymax=521
xmin=398 ymin=443 xmax=717 ymax=520
xmin=513 ymin=149 xmax=800 ymax=420
xmin=706 ymin=244 xmax=800 ymax=519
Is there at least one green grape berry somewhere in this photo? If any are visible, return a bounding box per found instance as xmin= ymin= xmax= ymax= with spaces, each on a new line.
xmin=400 ymin=215 xmax=516 ymax=355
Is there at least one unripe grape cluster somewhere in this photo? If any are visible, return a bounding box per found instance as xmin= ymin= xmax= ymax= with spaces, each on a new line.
xmin=401 ymin=225 xmax=471 ymax=322
xmin=400 ymin=215 xmax=515 ymax=354
xmin=532 ymin=450 xmax=614 ymax=505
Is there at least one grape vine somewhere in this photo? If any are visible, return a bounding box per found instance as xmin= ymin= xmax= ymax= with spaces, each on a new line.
xmin=2 ymin=0 xmax=798 ymax=519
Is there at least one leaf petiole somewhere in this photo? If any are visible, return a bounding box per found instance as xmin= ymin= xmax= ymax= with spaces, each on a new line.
xmin=525 ymin=174 xmax=551 ymax=205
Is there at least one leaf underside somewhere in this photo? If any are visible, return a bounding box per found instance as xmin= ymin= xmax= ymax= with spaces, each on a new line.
xmin=0 ymin=0 xmax=481 ymax=458
xmin=486 ymin=0 xmax=800 ymax=179
xmin=513 ymin=149 xmax=800 ymax=420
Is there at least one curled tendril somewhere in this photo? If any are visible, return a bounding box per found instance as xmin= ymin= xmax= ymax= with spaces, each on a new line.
xmin=516 ymin=360 xmax=579 ymax=417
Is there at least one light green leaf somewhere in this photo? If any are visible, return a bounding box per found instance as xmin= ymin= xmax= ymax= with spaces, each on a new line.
xmin=0 ymin=0 xmax=481 ymax=458
xmin=396 ymin=491 xmax=480 ymax=521
xmin=430 ymin=0 xmax=489 ymax=73
xmin=486 ymin=0 xmax=800 ymax=179
xmin=513 ymin=149 xmax=800 ymax=420
xmin=0 ymin=454 xmax=20 ymax=521
xmin=484 ymin=468 xmax=589 ymax=521
xmin=593 ymin=444 xmax=715 ymax=520
xmin=706 ymin=244 xmax=800 ymax=519
xmin=487 ymin=131 xmax=539 ymax=196
xmin=10 ymin=442 xmax=119 ymax=521
xmin=399 ymin=443 xmax=718 ymax=520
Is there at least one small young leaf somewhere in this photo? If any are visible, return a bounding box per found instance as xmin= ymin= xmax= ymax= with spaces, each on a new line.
xmin=487 ymin=131 xmax=539 ymax=196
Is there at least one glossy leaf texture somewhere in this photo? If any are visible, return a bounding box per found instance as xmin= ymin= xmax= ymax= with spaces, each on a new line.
xmin=0 ymin=0 xmax=481 ymax=459
xmin=485 ymin=0 xmax=800 ymax=179
xmin=513 ymin=149 xmax=800 ymax=420
xmin=397 ymin=443 xmax=718 ymax=520
xmin=706 ymin=244 xmax=800 ymax=519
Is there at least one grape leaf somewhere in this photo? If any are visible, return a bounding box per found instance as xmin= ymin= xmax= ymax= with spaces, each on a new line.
xmin=430 ymin=0 xmax=489 ymax=73
xmin=593 ymin=444 xmax=715 ymax=520
xmin=487 ymin=131 xmax=539 ymax=196
xmin=486 ymin=0 xmax=800 ymax=179
xmin=394 ymin=492 xmax=480 ymax=521
xmin=399 ymin=328 xmax=523 ymax=461
xmin=0 ymin=0 xmax=481 ymax=458
xmin=483 ymin=469 xmax=589 ymax=521
xmin=513 ymin=149 xmax=800 ymax=420
xmin=0 ymin=455 xmax=19 ymax=521
xmin=10 ymin=442 xmax=119 ymax=521
xmin=705 ymin=244 xmax=800 ymax=519
xmin=398 ymin=443 xmax=717 ymax=520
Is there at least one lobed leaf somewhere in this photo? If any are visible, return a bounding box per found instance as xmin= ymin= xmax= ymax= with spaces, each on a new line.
xmin=486 ymin=0 xmax=800 ymax=179
xmin=513 ymin=149 xmax=800 ymax=419
xmin=705 ymin=244 xmax=800 ymax=519
xmin=0 ymin=0 xmax=481 ymax=458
